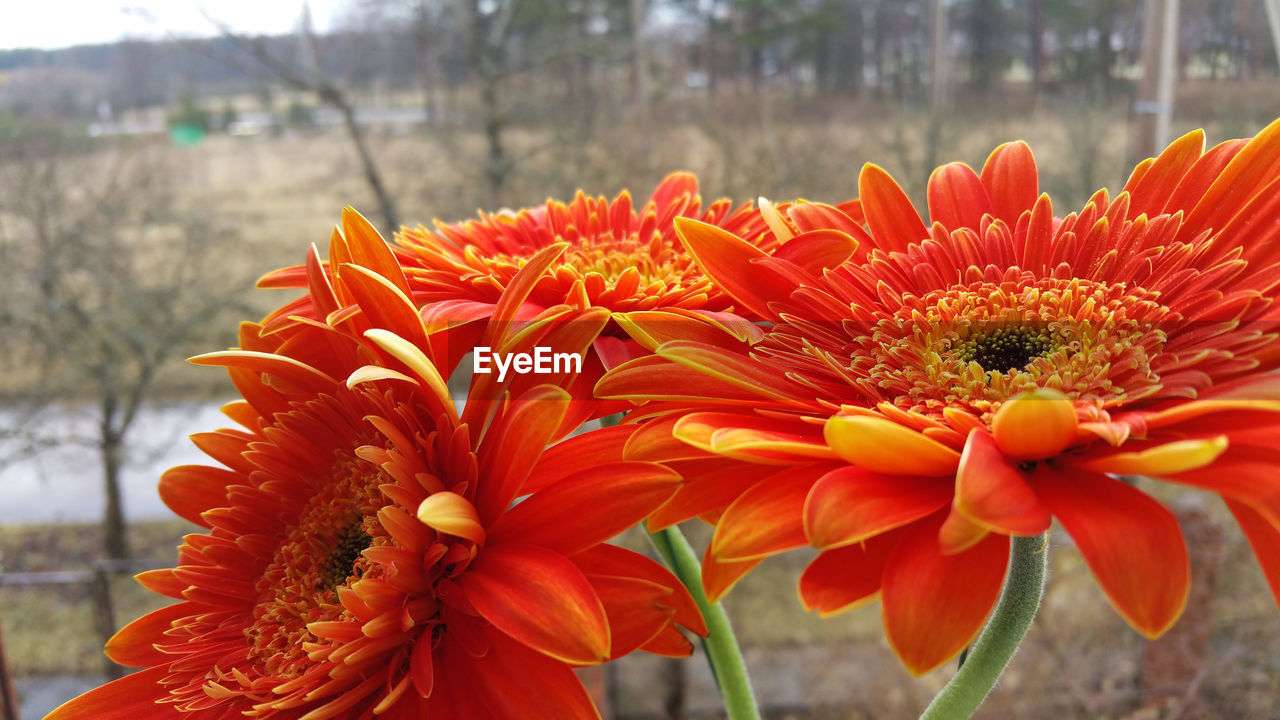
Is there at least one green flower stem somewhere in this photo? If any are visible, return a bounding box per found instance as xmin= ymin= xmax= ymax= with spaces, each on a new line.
xmin=921 ymin=533 xmax=1049 ymax=720
xmin=648 ymin=525 xmax=761 ymax=720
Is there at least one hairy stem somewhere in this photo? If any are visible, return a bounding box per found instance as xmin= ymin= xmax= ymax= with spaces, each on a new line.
xmin=920 ymin=533 xmax=1049 ymax=720
xmin=649 ymin=525 xmax=761 ymax=720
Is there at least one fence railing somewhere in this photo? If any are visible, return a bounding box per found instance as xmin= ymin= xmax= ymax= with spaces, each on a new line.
xmin=0 ymin=558 xmax=168 ymax=720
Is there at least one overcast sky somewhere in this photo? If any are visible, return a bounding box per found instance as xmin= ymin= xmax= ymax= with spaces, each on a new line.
xmin=1 ymin=1 xmax=343 ymax=51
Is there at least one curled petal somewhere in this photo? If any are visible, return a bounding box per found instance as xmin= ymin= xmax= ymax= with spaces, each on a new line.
xmin=824 ymin=415 xmax=960 ymax=476
xmin=991 ymin=388 xmax=1078 ymax=460
xmin=1072 ymin=436 xmax=1228 ymax=477
xmin=417 ymin=492 xmax=485 ymax=545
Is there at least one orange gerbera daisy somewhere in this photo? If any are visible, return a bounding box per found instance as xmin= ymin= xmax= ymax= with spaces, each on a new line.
xmin=390 ymin=173 xmax=806 ymax=368
xmin=598 ymin=122 xmax=1280 ymax=674
xmin=49 ymin=210 xmax=705 ymax=720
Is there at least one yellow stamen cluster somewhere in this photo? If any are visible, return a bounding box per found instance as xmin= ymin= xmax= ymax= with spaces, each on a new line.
xmin=847 ymin=276 xmax=1168 ymax=421
xmin=245 ymin=450 xmax=387 ymax=678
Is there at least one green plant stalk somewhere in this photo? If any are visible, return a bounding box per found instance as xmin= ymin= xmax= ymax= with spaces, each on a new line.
xmin=920 ymin=533 xmax=1049 ymax=720
xmin=648 ymin=524 xmax=761 ymax=720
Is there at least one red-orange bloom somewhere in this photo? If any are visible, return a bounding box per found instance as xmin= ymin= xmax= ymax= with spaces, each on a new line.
xmin=599 ymin=123 xmax=1280 ymax=674
xmin=49 ymin=210 xmax=705 ymax=719
xmin=390 ymin=173 xmax=794 ymax=369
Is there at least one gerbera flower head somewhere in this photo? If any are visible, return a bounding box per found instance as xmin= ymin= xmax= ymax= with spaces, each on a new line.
xmin=50 ymin=209 xmax=705 ymax=719
xmin=395 ymin=172 xmax=779 ymax=327
xmin=599 ymin=122 xmax=1280 ymax=674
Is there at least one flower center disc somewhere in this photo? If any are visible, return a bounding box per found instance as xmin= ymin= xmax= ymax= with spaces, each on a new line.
xmin=245 ymin=452 xmax=386 ymax=678
xmin=955 ymin=327 xmax=1055 ymax=373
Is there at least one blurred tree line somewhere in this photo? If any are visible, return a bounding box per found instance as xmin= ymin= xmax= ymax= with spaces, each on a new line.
xmin=1 ymin=0 xmax=1276 ymax=120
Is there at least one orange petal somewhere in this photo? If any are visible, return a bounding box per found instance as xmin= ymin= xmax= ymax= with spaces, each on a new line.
xmin=157 ymin=465 xmax=238 ymax=528
xmin=104 ymin=602 xmax=196 ymax=667
xmin=487 ymin=462 xmax=680 ymax=555
xmin=44 ymin=666 xmax=174 ymax=719
xmin=340 ymin=206 xmax=412 ymax=296
xmin=1123 ymin=129 xmax=1205 ymax=216
xmin=188 ymin=350 xmax=336 ymax=395
xmin=1033 ymin=467 xmax=1189 ymax=638
xmin=701 ymin=545 xmax=762 ymax=603
xmin=1071 ymin=436 xmax=1228 ymax=477
xmin=673 ymin=216 xmax=797 ymax=321
xmin=338 ymin=263 xmax=430 ymax=349
xmin=980 ymin=141 xmax=1039 ymax=226
xmin=799 ymin=531 xmax=902 ymax=616
xmin=657 ymin=341 xmax=808 ymax=406
xmin=362 ymin=328 xmax=458 ymax=423
xmin=955 ymin=430 xmax=1051 ymax=536
xmin=462 ymin=629 xmax=602 ymax=719
xmin=1224 ymin=497 xmax=1280 ymax=608
xmin=711 ymin=466 xmax=821 ymax=560
xmin=881 ymin=518 xmax=1009 ymax=675
xmin=417 ymin=492 xmax=486 ymax=545
xmin=572 ymin=543 xmax=707 ymax=636
xmin=927 ymin=162 xmax=993 ymax=230
xmin=990 ymin=388 xmax=1078 ymax=460
xmin=650 ymin=171 xmax=699 ymax=212
xmin=824 ymin=415 xmax=960 ymax=476
xmin=769 ymin=228 xmax=860 ymax=276
xmin=134 ymin=568 xmax=188 ymax=599
xmin=1181 ymin=116 xmax=1280 ymax=240
xmin=804 ymin=466 xmax=951 ymax=549
xmin=589 ymin=575 xmax=677 ymax=659
xmin=787 ymin=200 xmax=869 ymax=238
xmin=474 ymin=385 xmax=570 ymax=524
xmin=648 ymin=461 xmax=777 ymax=531
xmin=461 ymin=543 xmax=609 ymax=665
xmin=483 ymin=242 xmax=568 ymax=348
xmin=524 ymin=423 xmax=636 ymax=493
xmin=937 ymin=502 xmax=991 ymax=554
xmin=859 ymin=163 xmax=929 ymax=253
xmin=596 ymin=354 xmax=772 ymax=404
xmin=612 ymin=310 xmax=750 ymax=354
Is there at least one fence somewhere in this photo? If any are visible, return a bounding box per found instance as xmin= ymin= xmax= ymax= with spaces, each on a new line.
xmin=0 ymin=558 xmax=167 ymax=720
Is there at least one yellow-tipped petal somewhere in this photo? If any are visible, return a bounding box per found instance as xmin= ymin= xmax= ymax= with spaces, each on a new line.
xmin=823 ymin=415 xmax=961 ymax=476
xmin=757 ymin=197 xmax=795 ymax=242
xmin=345 ymin=365 xmax=416 ymax=388
xmin=363 ymin=328 xmax=458 ymax=424
xmin=417 ymin=492 xmax=485 ymax=545
xmin=1075 ymin=436 xmax=1229 ymax=477
xmin=991 ymin=389 xmax=1078 ymax=460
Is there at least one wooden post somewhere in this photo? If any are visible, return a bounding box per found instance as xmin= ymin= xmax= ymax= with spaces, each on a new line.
xmin=926 ymin=0 xmax=950 ymax=178
xmin=89 ymin=568 xmax=123 ymax=680
xmin=0 ymin=625 xmax=19 ymax=720
xmin=1135 ymin=0 xmax=1179 ymax=160
xmin=1264 ymin=0 xmax=1280 ymax=71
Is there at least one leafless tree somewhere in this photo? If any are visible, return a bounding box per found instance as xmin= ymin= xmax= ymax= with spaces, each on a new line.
xmin=0 ymin=125 xmax=252 ymax=559
xmin=205 ymin=5 xmax=401 ymax=231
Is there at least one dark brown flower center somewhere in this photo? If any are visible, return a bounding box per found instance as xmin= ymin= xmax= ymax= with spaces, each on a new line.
xmin=319 ymin=520 xmax=373 ymax=592
xmin=955 ymin=326 xmax=1056 ymax=373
